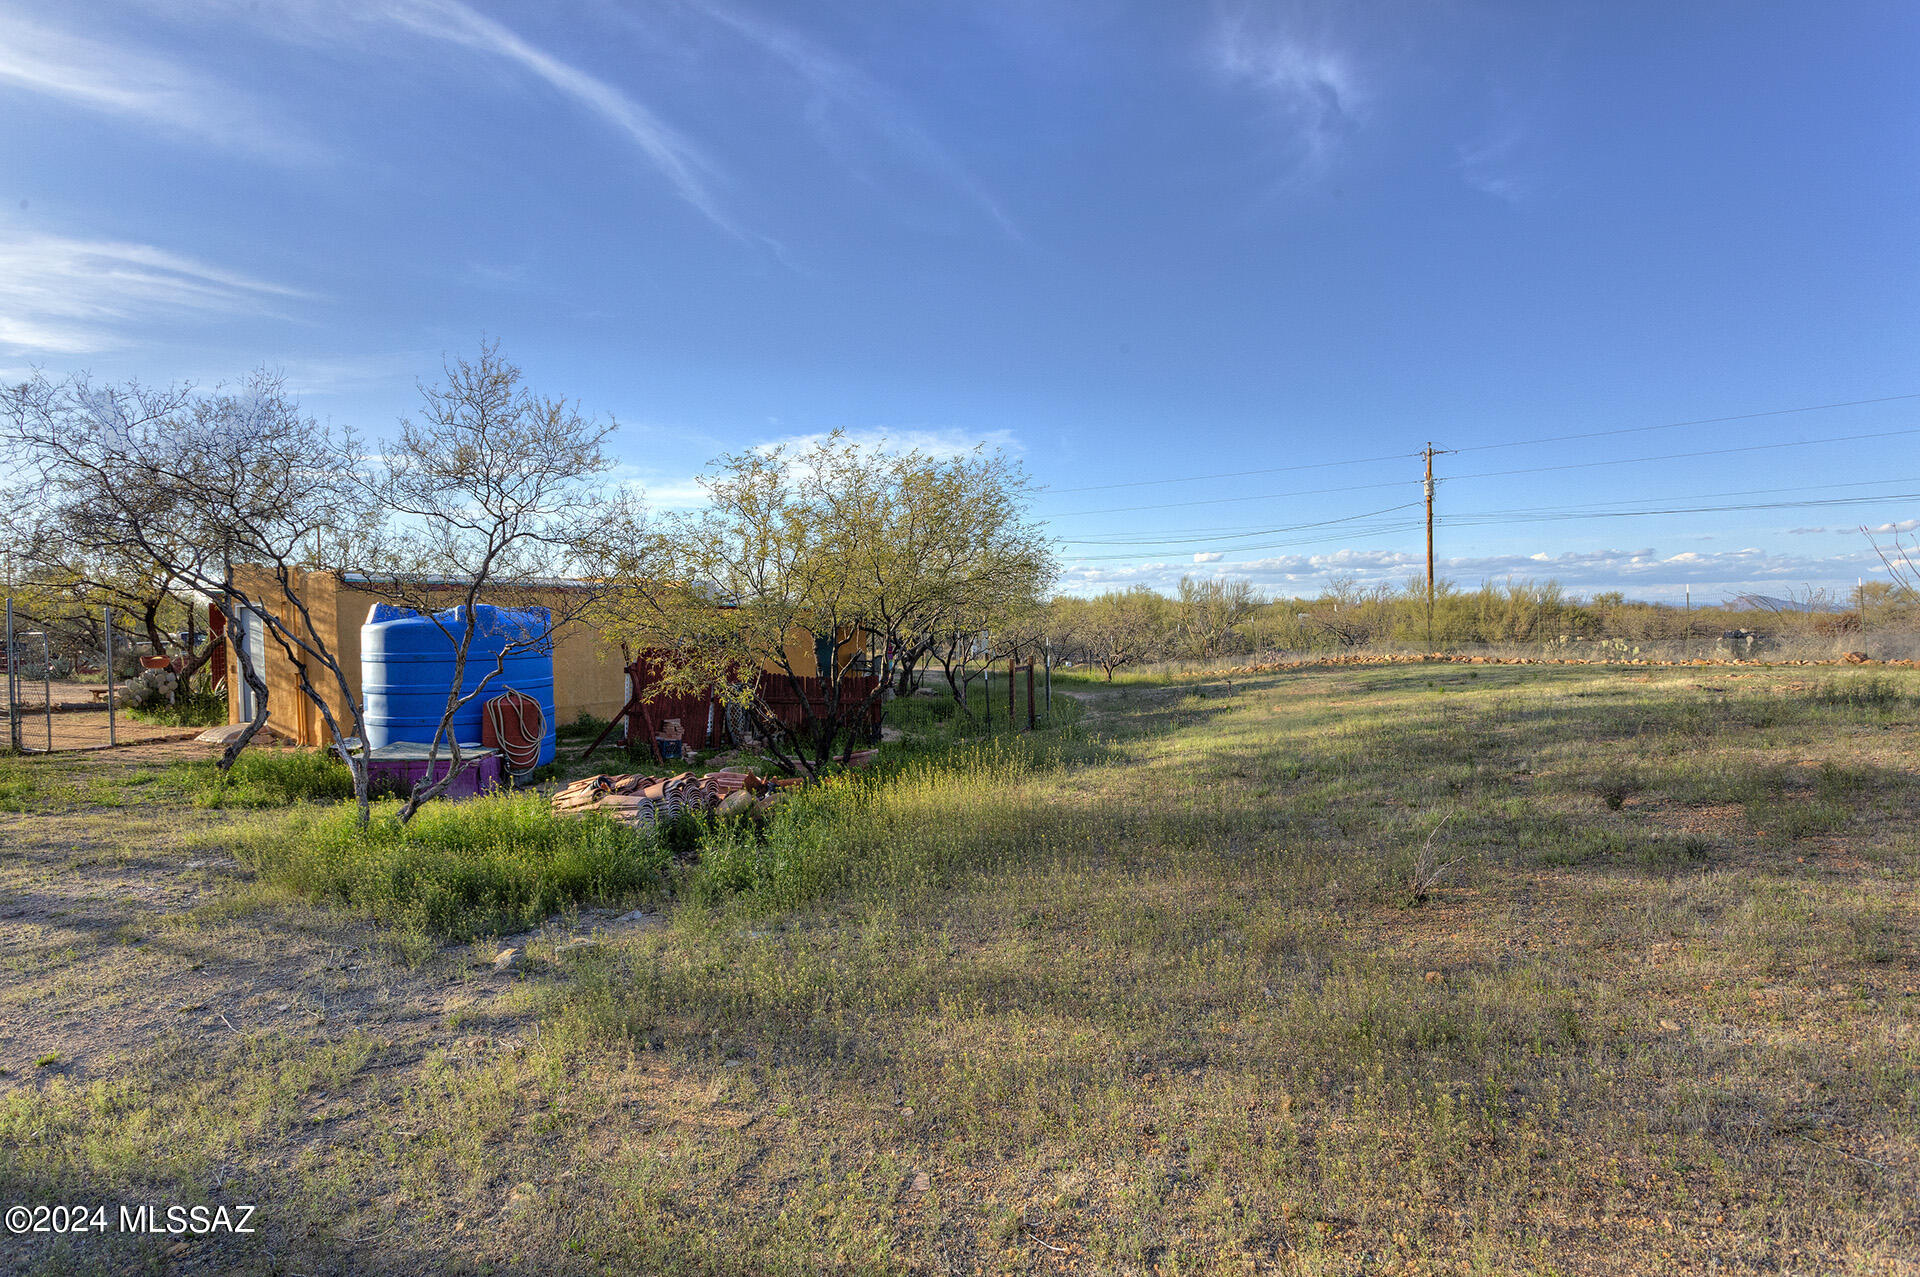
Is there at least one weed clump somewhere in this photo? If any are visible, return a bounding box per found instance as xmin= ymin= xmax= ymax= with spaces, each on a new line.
xmin=246 ymin=793 xmax=667 ymax=941
xmin=1805 ymin=676 xmax=1910 ymax=710
xmin=126 ymin=686 xmax=228 ymax=728
xmin=167 ymin=749 xmax=355 ymax=807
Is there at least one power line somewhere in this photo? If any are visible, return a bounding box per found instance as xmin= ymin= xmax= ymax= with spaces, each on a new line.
xmin=1441 ymin=425 xmax=1920 ymax=485
xmin=1058 ymin=473 xmax=1920 ymax=544
xmin=1041 ymin=390 xmax=1920 ymax=497
xmin=1440 ymin=474 xmax=1920 ymax=523
xmin=1448 ymin=490 xmax=1920 ymax=526
xmin=1450 ymin=391 xmax=1920 ymax=455
xmin=1048 ymin=475 xmax=1417 ymax=519
xmin=1060 ymin=501 xmax=1423 ymax=546
xmin=1062 ymin=484 xmax=1920 ymax=562
xmin=1048 ymin=422 xmax=1920 ymax=520
xmin=1046 ymin=448 xmax=1415 ymax=495
xmin=1065 ymin=519 xmax=1427 ymax=562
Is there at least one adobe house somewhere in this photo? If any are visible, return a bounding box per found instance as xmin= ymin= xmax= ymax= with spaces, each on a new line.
xmin=224 ymin=567 xmax=869 ymax=748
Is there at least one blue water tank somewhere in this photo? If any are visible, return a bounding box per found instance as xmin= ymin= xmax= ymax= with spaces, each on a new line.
xmin=360 ymin=603 xmax=558 ymax=768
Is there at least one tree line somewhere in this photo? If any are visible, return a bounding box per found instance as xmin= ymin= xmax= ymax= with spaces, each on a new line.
xmin=1044 ymin=575 xmax=1904 ymax=678
xmin=2 ymin=345 xmax=1053 ymax=823
xmin=8 ymin=344 xmax=1902 ymax=819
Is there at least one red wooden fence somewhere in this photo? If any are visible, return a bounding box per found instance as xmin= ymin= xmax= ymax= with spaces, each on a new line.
xmin=582 ymin=657 xmax=884 ymax=761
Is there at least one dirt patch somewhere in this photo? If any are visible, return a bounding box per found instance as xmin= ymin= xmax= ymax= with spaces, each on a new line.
xmin=0 ymin=790 xmax=538 ymax=1098
xmin=2 ymin=704 xmax=204 ymax=751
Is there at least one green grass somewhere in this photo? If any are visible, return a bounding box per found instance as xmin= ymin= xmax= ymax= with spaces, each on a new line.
xmin=4 ymin=663 xmax=1917 ymax=1274
xmin=164 ymin=748 xmax=357 ymax=807
xmin=124 ymin=687 xmax=228 ymax=728
xmin=0 ymin=752 xmax=81 ymax=812
xmin=1803 ymin=673 xmax=1914 ymax=710
xmin=243 ymin=791 xmax=670 ymax=942
xmin=884 ymin=676 xmax=1082 ymax=747
xmin=0 ymin=753 xmax=40 ymax=812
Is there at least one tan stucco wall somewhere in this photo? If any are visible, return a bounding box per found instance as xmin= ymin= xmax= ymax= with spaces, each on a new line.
xmin=227 ymin=569 xmax=627 ymax=745
xmin=224 ymin=568 xmax=871 ymax=746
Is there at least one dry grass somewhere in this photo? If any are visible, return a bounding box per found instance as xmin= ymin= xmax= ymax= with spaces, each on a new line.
xmin=2 ymin=664 xmax=1917 ymax=1274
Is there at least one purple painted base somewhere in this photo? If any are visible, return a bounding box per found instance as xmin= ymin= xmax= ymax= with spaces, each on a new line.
xmin=364 ymin=745 xmax=503 ymax=799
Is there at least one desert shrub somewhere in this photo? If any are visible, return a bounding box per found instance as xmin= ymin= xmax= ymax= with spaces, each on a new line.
xmin=126 ymin=686 xmax=227 ymax=728
xmin=248 ymin=792 xmax=668 ymax=941
xmin=560 ymin=711 xmax=610 ymax=738
xmin=681 ymin=737 xmax=1077 ymax=912
xmin=119 ymin=666 xmax=232 ymax=725
xmin=656 ymin=809 xmax=707 ymax=859
xmin=167 ymin=749 xmax=356 ymax=807
xmin=1805 ymin=675 xmax=1911 ymax=710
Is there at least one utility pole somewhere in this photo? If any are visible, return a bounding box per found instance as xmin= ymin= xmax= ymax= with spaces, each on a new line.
xmin=1423 ymin=444 xmax=1438 ymax=651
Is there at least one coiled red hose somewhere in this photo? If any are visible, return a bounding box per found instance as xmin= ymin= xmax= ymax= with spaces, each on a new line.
xmin=483 ymin=689 xmax=545 ymax=773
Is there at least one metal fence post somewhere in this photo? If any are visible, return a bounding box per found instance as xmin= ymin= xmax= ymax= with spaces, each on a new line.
xmin=5 ymin=596 xmax=17 ymax=752
xmin=40 ymin=633 xmax=51 ymax=751
xmin=105 ymin=605 xmax=116 ymax=747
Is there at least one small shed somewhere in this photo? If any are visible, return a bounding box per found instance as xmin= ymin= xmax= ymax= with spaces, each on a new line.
xmin=224 ymin=568 xmax=627 ymax=748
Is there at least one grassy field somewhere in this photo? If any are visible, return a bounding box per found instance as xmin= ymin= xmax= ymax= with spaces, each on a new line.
xmin=2 ymin=664 xmax=1916 ymax=1274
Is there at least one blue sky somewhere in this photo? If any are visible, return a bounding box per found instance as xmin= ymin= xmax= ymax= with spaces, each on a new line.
xmin=3 ymin=1 xmax=1916 ymax=601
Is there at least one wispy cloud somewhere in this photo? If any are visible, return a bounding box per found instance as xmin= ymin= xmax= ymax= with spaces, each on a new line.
xmin=0 ymin=232 xmax=309 ymax=355
xmin=375 ymin=0 xmax=741 ymax=236
xmin=1210 ymin=2 xmax=1366 ymax=175
xmin=686 ymin=0 xmax=1019 ymax=238
xmin=0 ymin=8 xmax=311 ymax=160
xmin=148 ymin=0 xmax=745 ymax=236
xmin=273 ymin=351 xmax=426 ymax=397
xmin=1455 ymin=119 xmax=1540 ymax=202
xmin=609 ymin=462 xmax=711 ymax=512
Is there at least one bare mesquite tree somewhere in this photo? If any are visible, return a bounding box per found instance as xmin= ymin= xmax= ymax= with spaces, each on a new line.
xmin=359 ymin=342 xmax=631 ymax=822
xmin=602 ymin=434 xmax=1052 ymax=778
xmin=3 ymin=371 xmax=379 ymax=814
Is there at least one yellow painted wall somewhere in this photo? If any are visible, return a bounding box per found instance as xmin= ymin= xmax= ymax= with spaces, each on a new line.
xmin=776 ymin=625 xmax=872 ymax=678
xmin=225 ymin=568 xmax=873 ymax=746
xmin=227 ymin=569 xmax=627 ymax=746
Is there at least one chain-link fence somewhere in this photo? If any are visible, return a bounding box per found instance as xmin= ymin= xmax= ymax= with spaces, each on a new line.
xmin=3 ymin=596 xmax=218 ymax=753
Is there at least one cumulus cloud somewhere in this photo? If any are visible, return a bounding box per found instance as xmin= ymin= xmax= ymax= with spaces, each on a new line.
xmin=610 ymin=423 xmax=1022 ymax=512
xmin=1865 ymin=519 xmax=1920 ymax=534
xmin=1193 ymin=551 xmax=1224 ymax=563
xmin=1060 ymin=543 xmax=1887 ymax=603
